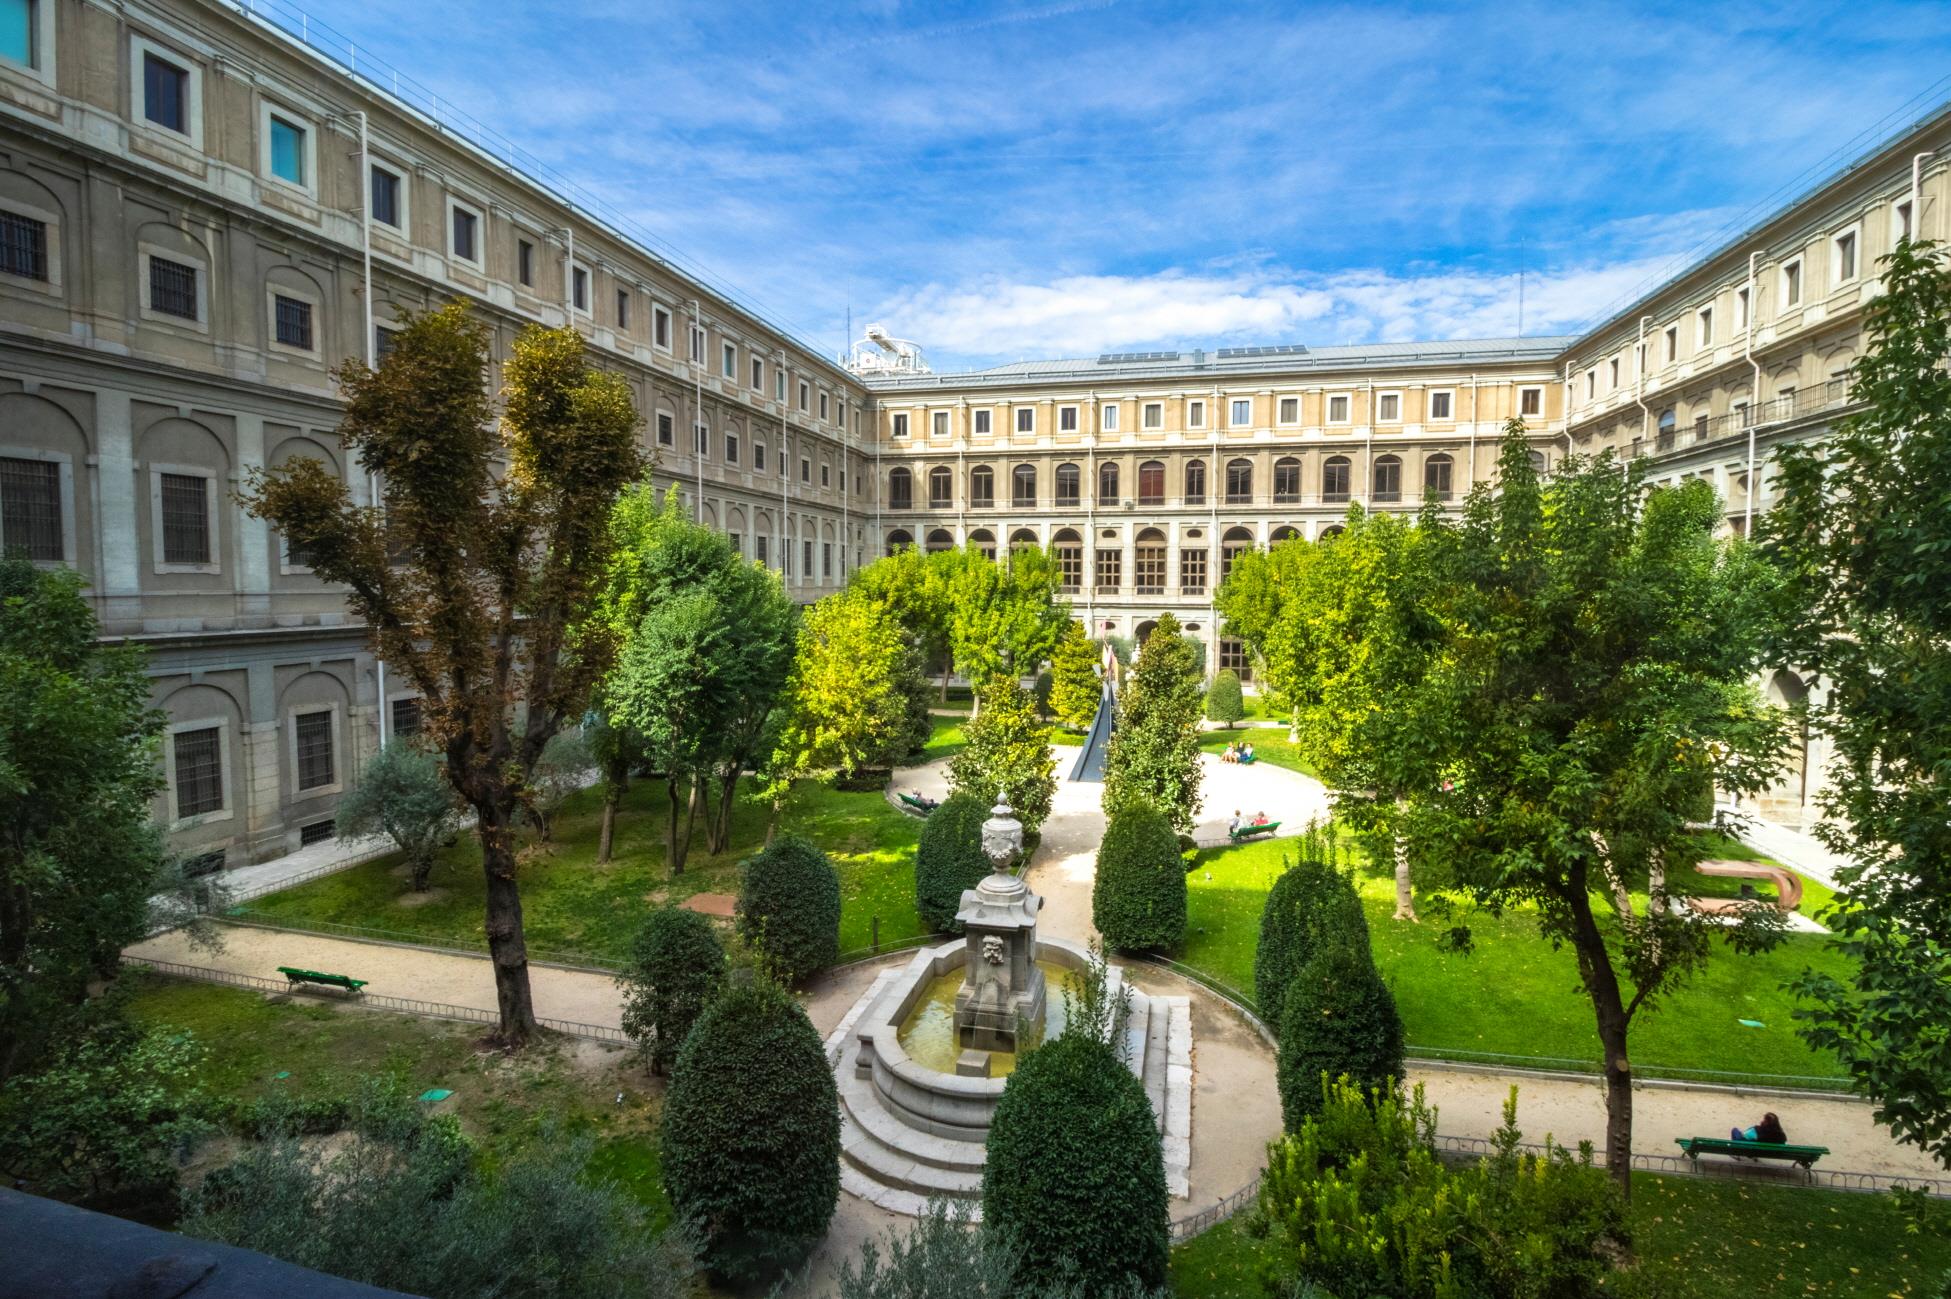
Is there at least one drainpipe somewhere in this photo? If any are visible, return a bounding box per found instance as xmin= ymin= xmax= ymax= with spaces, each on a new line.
xmin=350 ymin=110 xmax=386 ymax=747
xmin=780 ymin=352 xmax=790 ymax=591
xmin=691 ymin=300 xmax=704 ymax=527
xmin=1361 ymin=379 xmax=1372 ymax=508
xmin=1913 ymin=151 xmax=1934 ymax=239
xmin=564 ymin=226 xmax=574 ymax=319
xmin=1085 ymin=399 xmax=1096 ymax=635
xmin=1633 ymin=315 xmax=1653 ymax=463
xmin=1743 ymin=252 xmax=1764 ymax=534
xmin=1466 ymin=372 xmax=1478 ymax=491
xmin=1209 ymin=387 xmax=1219 ymax=669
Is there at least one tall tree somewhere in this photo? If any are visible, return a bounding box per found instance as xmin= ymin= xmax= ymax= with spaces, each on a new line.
xmin=1407 ymin=425 xmax=1788 ymax=1196
xmin=851 ymin=545 xmax=954 ymax=697
xmin=1103 ymin=613 xmax=1205 ymax=834
xmin=1214 ymin=536 xmax=1315 ymax=741
xmin=948 ymin=674 xmax=1057 ymax=834
xmin=1046 ymin=618 xmax=1101 ymax=731
xmin=1768 ymin=238 xmax=1951 ymax=1169
xmin=943 ymin=546 xmax=1065 ymax=703
xmin=243 ymin=303 xmax=642 ymax=1047
xmin=611 ymin=589 xmax=729 ymax=875
xmin=0 ymin=562 xmax=171 ymax=1080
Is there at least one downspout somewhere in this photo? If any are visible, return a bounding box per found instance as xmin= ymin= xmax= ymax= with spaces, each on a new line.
xmin=1085 ymin=397 xmax=1096 ymax=635
xmin=352 ymin=110 xmax=386 ymax=747
xmin=691 ymin=299 xmax=704 ymax=527
xmin=1361 ymin=378 xmax=1372 ymax=508
xmin=780 ymin=352 xmax=790 ymax=591
xmin=1466 ymin=372 xmax=1477 ymax=491
xmin=1914 ymin=151 xmax=1934 ymax=239
xmin=1633 ymin=315 xmax=1653 ymax=462
xmin=1743 ymin=253 xmax=1763 ymax=533
xmin=1209 ymin=386 xmax=1219 ymax=670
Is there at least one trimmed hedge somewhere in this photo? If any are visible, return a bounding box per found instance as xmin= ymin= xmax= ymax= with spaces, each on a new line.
xmin=1275 ymin=943 xmax=1406 ymax=1132
xmin=1091 ymin=801 xmax=1187 ymax=953
xmin=618 ymin=906 xmax=727 ymax=1074
xmin=662 ymin=978 xmax=840 ymax=1286
xmin=1205 ymin=670 xmax=1245 ymax=726
xmin=915 ymin=792 xmax=992 ymax=934
xmin=736 ymin=833 xmax=841 ymax=984
xmin=1254 ymin=858 xmax=1371 ymax=1032
xmin=983 ymin=1032 xmax=1169 ymax=1295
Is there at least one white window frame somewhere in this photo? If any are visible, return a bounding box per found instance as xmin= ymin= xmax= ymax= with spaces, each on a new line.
xmin=820 ymin=391 xmax=830 ymax=422
xmin=973 ymin=408 xmax=992 ymax=435
xmin=1734 ymin=287 xmax=1750 ymax=332
xmin=1780 ymin=258 xmax=1803 ymax=309
xmin=1014 ymin=406 xmax=1035 ymax=434
xmin=445 ymin=195 xmax=484 ymax=268
xmin=1697 ymin=305 xmax=1714 ymax=349
xmin=366 ymin=157 xmax=409 ymax=237
xmin=751 ymin=356 xmax=764 ymax=390
xmin=1058 ymin=404 xmax=1079 ymax=433
xmin=1276 ymin=395 xmax=1299 ymax=426
xmin=1892 ymin=197 xmax=1915 ymax=245
xmin=652 ymin=304 xmax=672 ymax=351
xmin=129 ymin=33 xmax=204 ymax=149
xmin=258 ymin=100 xmax=317 ymax=196
xmin=1830 ymin=224 xmax=1861 ymax=286
xmin=1186 ymin=399 xmax=1206 ymax=429
xmin=892 ymin=413 xmax=909 ymax=438
xmin=1662 ymin=326 xmax=1678 ymax=363
xmin=568 ymin=262 xmax=591 ymax=315
xmin=798 ymin=380 xmax=810 ymax=411
xmin=137 ymin=242 xmax=210 ymax=333
xmin=931 ymin=410 xmax=949 ymax=437
xmin=0 ymin=191 xmax=62 ymax=298
xmin=266 ymin=282 xmax=322 ymax=360
xmin=1229 ymin=398 xmax=1253 ymax=428
xmin=0 ymin=0 xmax=56 ymax=88
xmin=165 ymin=716 xmax=234 ymax=828
xmin=775 ymin=370 xmax=786 ymax=401
xmin=722 ymin=341 xmax=737 ymax=379
xmin=0 ymin=442 xmax=76 ymax=565
xmin=1100 ymin=402 xmax=1120 ymax=432
xmin=1426 ymin=389 xmax=1454 ymax=422
xmin=1141 ymin=402 xmax=1163 ymax=430
xmin=1325 ymin=393 xmax=1352 ymax=425
xmin=1584 ymin=370 xmax=1595 ymax=400
xmin=148 ymin=461 xmax=220 ymax=575
xmin=1517 ymin=386 xmax=1544 ymax=418
xmin=1375 ymin=391 xmax=1402 ymax=424
xmin=287 ymin=702 xmax=344 ymax=799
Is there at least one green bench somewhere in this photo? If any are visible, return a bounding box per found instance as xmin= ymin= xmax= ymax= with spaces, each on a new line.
xmin=1229 ymin=820 xmax=1280 ymax=843
xmin=898 ymin=792 xmax=936 ymax=816
xmin=1239 ymin=752 xmax=1257 ymax=765
xmin=1675 ymin=1136 xmax=1829 ymax=1171
xmin=276 ymin=966 xmax=368 ymax=995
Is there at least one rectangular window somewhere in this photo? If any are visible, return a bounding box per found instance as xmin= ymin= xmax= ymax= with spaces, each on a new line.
xmin=390 ymin=696 xmax=422 ymax=738
xmin=725 ymin=431 xmax=739 ymax=465
xmin=1179 ymin=548 xmax=1206 ymax=595
xmin=0 ymin=456 xmax=61 ymax=560
xmin=799 ymin=381 xmax=809 ymax=411
xmin=173 ymin=727 xmax=223 ymax=817
xmin=294 ymin=710 xmax=334 ymax=791
xmin=823 ymin=542 xmax=833 ymax=578
xmin=695 ymin=423 xmax=710 ymax=456
xmin=723 ymin=343 xmax=737 ymax=378
xmin=1059 ymin=406 xmax=1079 ymax=432
xmin=1219 ymin=639 xmax=1251 ymax=681
xmin=1 ymin=0 xmax=37 ymax=68
xmin=143 ymin=52 xmax=189 ymax=133
xmin=1378 ymin=393 xmax=1400 ymax=422
xmin=820 ymin=392 xmax=830 ymax=421
xmin=1735 ymin=286 xmax=1750 ymax=331
xmin=1231 ymin=398 xmax=1252 ymax=426
xmin=657 ymin=413 xmax=674 ymax=446
xmin=1782 ymin=260 xmax=1802 ymax=307
xmin=616 ymin=289 xmax=630 ymax=329
xmin=159 ymin=472 xmax=210 ymax=564
xmin=369 ymin=165 xmax=400 ymax=227
xmin=450 ymin=206 xmax=478 ymax=263
xmin=1698 ymin=306 xmax=1713 ymax=347
xmin=892 ymin=413 xmax=909 ymax=437
xmin=1327 ymin=394 xmax=1350 ymax=423
xmin=0 ymin=210 xmax=47 ymax=281
xmin=933 ymin=410 xmax=950 ymax=437
xmin=1016 ymin=407 xmax=1034 ymax=434
xmin=1429 ymin=390 xmax=1452 ymax=420
xmin=1608 ymin=359 xmax=1620 ymax=389
xmin=756 ymin=535 xmax=768 ymax=566
xmin=776 ymin=371 xmax=786 ymax=401
xmin=1584 ymin=370 xmax=1595 ymax=400
xmin=273 ymin=294 xmax=313 ymax=350
xmin=268 ymin=114 xmax=306 ymax=185
xmin=1187 ymin=400 xmax=1205 ymax=428
xmin=1834 ymin=230 xmax=1858 ymax=282
xmin=753 ymin=441 xmax=766 ymax=471
xmin=974 ymin=409 xmax=992 ymax=435
xmin=752 ymin=357 xmax=764 ymax=390
xmin=803 ymin=539 xmax=813 ymax=576
xmin=517 ymin=239 xmax=534 ymax=287
xmin=1101 ymin=404 xmax=1120 ymax=431
xmin=148 ymin=255 xmax=198 ymax=320
xmin=1094 ymin=547 xmax=1121 ymax=592
xmin=801 ymin=457 xmax=811 ymax=483
xmin=1278 ymin=396 xmax=1298 ymax=424
xmin=375 ymin=325 xmax=397 ymax=360
xmin=820 ymin=463 xmax=831 ymax=488
xmin=653 ymin=305 xmax=671 ymax=348
xmin=689 ymin=325 xmax=705 ymax=364
xmin=1519 ymin=387 xmax=1542 ymax=417
xmin=572 ymin=266 xmax=589 ymax=311
xmin=1663 ymin=327 xmax=1677 ymax=362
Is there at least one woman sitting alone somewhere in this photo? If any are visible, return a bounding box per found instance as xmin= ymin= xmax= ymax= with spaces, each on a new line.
xmin=1731 ymin=1112 xmax=1787 ymax=1144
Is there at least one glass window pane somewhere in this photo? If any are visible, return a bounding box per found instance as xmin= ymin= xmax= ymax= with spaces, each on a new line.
xmin=1 ymin=0 xmax=35 ymax=68
xmin=1 ymin=456 xmax=62 ymax=560
xmin=270 ymin=116 xmax=305 ymax=184
xmin=0 ymin=210 xmax=47 ymax=280
xmin=173 ymin=727 xmax=224 ymax=817
xmin=159 ymin=472 xmax=210 ymax=564
xmin=295 ymin=710 xmax=334 ymax=790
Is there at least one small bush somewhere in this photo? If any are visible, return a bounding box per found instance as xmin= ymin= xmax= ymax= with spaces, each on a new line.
xmin=737 ymin=833 xmax=841 ymax=983
xmin=915 ymin=792 xmax=993 ymax=933
xmin=948 ymin=674 xmax=1056 ymax=833
xmin=1276 ymin=943 xmax=1406 ymax=1132
xmin=662 ymin=978 xmax=839 ymax=1286
xmin=984 ymin=1033 xmax=1169 ymax=1296
xmin=1204 ymin=670 xmax=1244 ymax=727
xmin=335 ymin=740 xmax=460 ymax=890
xmin=1254 ymin=858 xmax=1371 ymax=1031
xmin=1091 ymin=802 xmax=1187 ymax=953
xmin=618 ymin=907 xmax=727 ymax=1073
xmin=837 ymin=1198 xmax=1174 ymax=1299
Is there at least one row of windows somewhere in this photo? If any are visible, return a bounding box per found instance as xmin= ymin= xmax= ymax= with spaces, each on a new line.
xmin=650 ymin=413 xmax=859 ymax=493
xmin=169 ymin=697 xmax=429 ymax=824
xmin=884 ymin=452 xmax=1491 ymax=510
xmin=0 ymin=455 xmax=213 ymax=566
xmin=885 ymin=526 xmax=1312 ymax=595
xmin=888 ymin=388 xmax=1541 ymax=438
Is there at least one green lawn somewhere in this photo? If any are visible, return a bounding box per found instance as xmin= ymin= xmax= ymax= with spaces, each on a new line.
xmin=1180 ymin=836 xmax=1853 ymax=1082
xmin=240 ymin=773 xmax=926 ymax=965
xmin=1169 ymin=1175 xmax=1948 ymax=1298
xmin=910 ymin=714 xmax=969 ymax=766
xmin=1196 ymin=726 xmax=1317 ymax=778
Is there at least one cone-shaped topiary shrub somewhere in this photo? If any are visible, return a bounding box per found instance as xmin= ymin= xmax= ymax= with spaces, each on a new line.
xmin=1091 ymin=800 xmax=1187 ymax=952
xmin=1205 ymin=670 xmax=1245 ymax=727
xmin=1275 ymin=942 xmax=1405 ymax=1132
xmin=736 ymin=832 xmax=840 ymax=984
xmin=618 ymin=906 xmax=727 ymax=1074
xmin=982 ymin=1032 xmax=1169 ymax=1295
xmin=915 ymin=791 xmax=992 ymax=934
xmin=662 ymin=977 xmax=840 ymax=1286
xmin=1254 ymin=858 xmax=1371 ymax=1032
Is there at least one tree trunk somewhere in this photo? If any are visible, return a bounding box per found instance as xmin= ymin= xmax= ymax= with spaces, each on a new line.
xmin=1392 ymin=829 xmax=1417 ymax=922
xmin=665 ymin=778 xmax=690 ymax=876
xmin=712 ymin=765 xmax=740 ymax=853
xmin=765 ymin=794 xmax=784 ymax=846
xmin=476 ymin=803 xmax=540 ymax=1048
xmin=1565 ymin=874 xmax=1636 ymax=1199
xmin=596 ymin=756 xmax=626 ymax=864
xmin=689 ymin=778 xmax=709 ymax=856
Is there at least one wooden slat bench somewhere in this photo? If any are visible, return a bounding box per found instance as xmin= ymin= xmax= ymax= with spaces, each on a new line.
xmin=1675 ymin=1136 xmax=1828 ymax=1171
xmin=276 ymin=966 xmax=368 ymax=995
xmin=1229 ymin=821 xmax=1280 ymax=844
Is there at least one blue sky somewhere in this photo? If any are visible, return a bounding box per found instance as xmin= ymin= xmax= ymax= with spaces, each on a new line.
xmin=296 ymin=0 xmax=1951 ymax=371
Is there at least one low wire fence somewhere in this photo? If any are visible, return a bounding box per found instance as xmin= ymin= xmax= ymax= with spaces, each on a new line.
xmin=212 ymin=908 xmax=622 ymax=974
xmin=1170 ymin=1174 xmax=1261 ymax=1242
xmin=124 ymin=954 xmax=631 ymax=1045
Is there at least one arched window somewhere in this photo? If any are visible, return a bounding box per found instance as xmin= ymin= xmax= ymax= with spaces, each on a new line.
xmin=1527 ymin=449 xmax=1548 ymax=476
xmin=1009 ymin=528 xmax=1039 ymax=552
xmin=1134 ymin=528 xmax=1167 ymax=594
xmin=925 ymin=528 xmax=954 ymax=554
xmin=1319 ymin=523 xmax=1345 ymax=540
xmin=1099 ymin=461 xmax=1120 ymax=503
xmin=1221 ymin=525 xmax=1254 ymax=581
xmin=888 ymin=466 xmax=913 ymax=511
xmin=1270 ymin=525 xmax=1300 ymax=544
xmin=970 ymin=464 xmax=995 ymax=508
xmin=928 ymin=465 xmax=953 ymax=508
xmin=1322 ymin=455 xmax=1351 ymax=503
xmin=1134 ymin=619 xmax=1159 ymax=645
xmin=1225 ymin=458 xmax=1253 ymax=504
xmin=1051 ymin=527 xmax=1083 ymax=592
xmin=1656 ymin=408 xmax=1676 ymax=451
xmin=1055 ymin=462 xmax=1081 ymax=506
xmin=1184 ymin=459 xmax=1207 ymax=505
xmin=1012 ymin=463 xmax=1037 ymax=507
xmin=1138 ymin=460 xmax=1165 ymax=505
xmin=1273 ymin=456 xmax=1302 ymax=503
xmin=887 ymin=529 xmax=914 ymax=553
xmin=1423 ymin=452 xmax=1453 ymax=501
xmin=968 ymin=528 xmax=997 ymax=561
xmin=1373 ymin=453 xmax=1403 ymax=502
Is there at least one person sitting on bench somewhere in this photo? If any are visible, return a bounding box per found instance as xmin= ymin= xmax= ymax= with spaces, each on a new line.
xmin=1242 ymin=742 xmax=1256 ymax=762
xmin=1251 ymin=810 xmax=1269 ymax=827
xmin=1220 ymin=743 xmax=1237 ymax=763
xmin=1730 ymin=1111 xmax=1787 ymax=1144
xmin=1228 ymin=810 xmax=1242 ymax=836
xmin=909 ymin=790 xmax=939 ymax=812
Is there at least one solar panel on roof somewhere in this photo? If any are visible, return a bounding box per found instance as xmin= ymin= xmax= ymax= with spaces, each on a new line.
xmin=1096 ymin=351 xmax=1180 ymax=364
xmin=1216 ymin=345 xmax=1310 ymax=359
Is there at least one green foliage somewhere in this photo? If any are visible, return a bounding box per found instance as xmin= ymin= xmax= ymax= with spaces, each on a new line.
xmin=0 ymin=1003 xmax=208 ymax=1204
xmin=1091 ymin=802 xmax=1188 ymax=953
xmin=737 ymin=833 xmax=841 ymax=983
xmin=0 ymin=560 xmax=170 ymax=1080
xmin=771 ymin=590 xmax=917 ymax=791
xmin=915 ymin=792 xmax=994 ymax=934
xmin=1257 ymin=1077 xmax=1624 ymax=1299
xmin=1103 ymin=612 xmax=1205 ymax=834
xmin=941 ymin=545 xmax=1067 ymax=686
xmin=661 ymin=978 xmax=839 ymax=1286
xmin=837 ymin=1198 xmax=1172 ymax=1299
xmin=1059 ymin=938 xmax=1135 ymax=1058
xmin=618 ymin=907 xmax=727 ymax=1074
xmin=984 ymin=1033 xmax=1169 ymax=1296
xmin=1048 ymin=619 xmax=1102 ymax=730
xmin=1254 ymin=856 xmax=1371 ymax=1032
xmin=886 ymin=641 xmax=938 ymax=767
xmin=948 ymin=675 xmax=1057 ymax=833
xmin=1767 ymin=240 xmax=1951 ymax=1169
xmin=1204 ymin=669 xmax=1245 ymax=726
xmin=336 ymin=740 xmax=462 ymax=891
xmin=186 ymin=1079 xmax=692 ymax=1299
xmin=1276 ymin=943 xmax=1405 ymax=1131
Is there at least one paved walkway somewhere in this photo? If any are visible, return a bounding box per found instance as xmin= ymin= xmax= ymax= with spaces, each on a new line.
xmin=1725 ymin=803 xmax=1851 ymax=889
